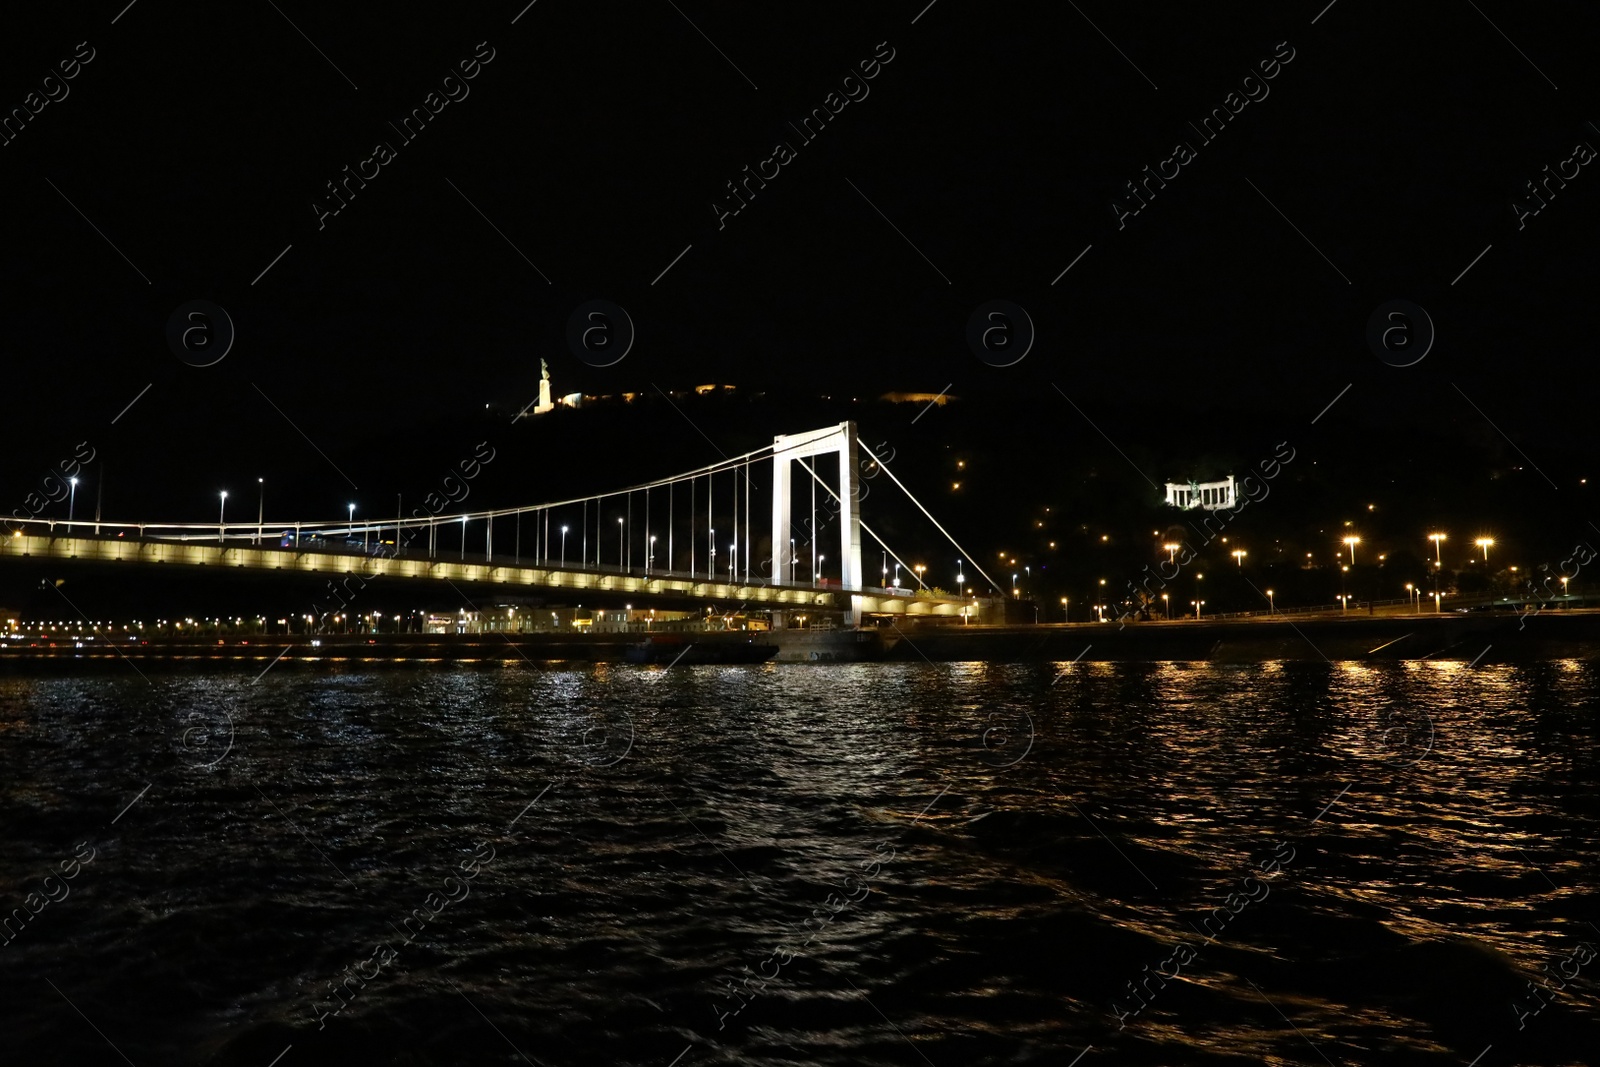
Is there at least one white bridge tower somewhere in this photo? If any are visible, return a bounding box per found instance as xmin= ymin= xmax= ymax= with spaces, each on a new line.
xmin=770 ymin=421 xmax=863 ymax=625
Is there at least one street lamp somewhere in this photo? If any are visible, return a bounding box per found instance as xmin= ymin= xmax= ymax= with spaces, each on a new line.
xmin=1475 ymin=537 xmax=1494 ymax=563
xmin=256 ymin=478 xmax=264 ymax=545
xmin=648 ymin=534 xmax=656 ymax=576
xmin=956 ymin=559 xmax=964 ymax=587
xmin=1429 ymin=532 xmax=1446 ymax=566
xmin=1192 ymin=599 xmax=1204 ymax=619
xmin=618 ymin=517 xmax=625 ymax=572
xmin=1561 ymin=575 xmax=1570 ymax=599
xmin=729 ymin=542 xmax=737 ymax=581
xmin=818 ymin=554 xmax=826 ymax=584
xmin=561 ymin=525 xmax=568 ymax=567
xmin=1406 ymin=582 xmax=1416 ymax=614
xmin=1343 ymin=535 xmax=1360 ymax=565
xmin=1060 ymin=595 xmax=1068 ymax=623
xmin=914 ymin=563 xmax=926 ymax=588
xmin=1341 ymin=563 xmax=1349 ymax=612
xmin=1266 ymin=589 xmax=1275 ymax=614
xmin=69 ymin=477 xmax=78 ymax=522
xmin=1232 ymin=549 xmax=1247 ymax=567
xmin=1012 ymin=573 xmax=1019 ymax=596
xmin=219 ymin=490 xmax=228 ymax=543
xmin=790 ymin=538 xmax=797 ymax=583
xmin=1164 ymin=542 xmax=1179 ymax=564
xmin=1161 ymin=592 xmax=1169 ymax=619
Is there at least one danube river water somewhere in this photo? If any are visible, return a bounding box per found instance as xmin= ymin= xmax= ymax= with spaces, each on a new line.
xmin=2 ymin=661 xmax=1597 ymax=1066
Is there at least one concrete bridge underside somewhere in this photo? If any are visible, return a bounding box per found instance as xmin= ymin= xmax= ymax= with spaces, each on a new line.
xmin=1 ymin=534 xmax=974 ymax=617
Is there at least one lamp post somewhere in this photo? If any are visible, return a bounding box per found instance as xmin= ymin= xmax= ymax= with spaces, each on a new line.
xmin=956 ymin=559 xmax=964 ymax=588
xmin=1406 ymin=582 xmax=1416 ymax=613
xmin=561 ymin=525 xmax=568 ymax=567
xmin=818 ymin=554 xmax=826 ymax=585
xmin=256 ymin=478 xmax=264 ymax=545
xmin=914 ymin=563 xmax=926 ymax=588
xmin=461 ymin=514 xmax=467 ymax=560
xmin=648 ymin=534 xmax=656 ymax=576
xmin=1429 ymin=532 xmax=1446 ymax=567
xmin=709 ymin=528 xmax=716 ymax=579
xmin=1060 ymin=595 xmax=1068 ymax=623
xmin=1475 ymin=537 xmax=1494 ymax=563
xmin=1341 ymin=564 xmax=1349 ymax=612
xmin=1232 ymin=549 xmax=1247 ymax=567
xmin=617 ymin=517 xmax=625 ymax=572
xmin=1012 ymin=573 xmax=1019 ymax=596
xmin=67 ymin=476 xmax=79 ymax=523
xmin=1343 ymin=535 xmax=1360 ymax=566
xmin=1266 ymin=588 xmax=1274 ymax=614
xmin=790 ymin=539 xmax=797 ymax=584
xmin=1161 ymin=592 xmax=1169 ymax=619
xmin=1164 ymin=542 xmax=1179 ymax=564
xmin=219 ymin=490 xmax=227 ymax=543
xmin=1192 ymin=598 xmax=1204 ymax=619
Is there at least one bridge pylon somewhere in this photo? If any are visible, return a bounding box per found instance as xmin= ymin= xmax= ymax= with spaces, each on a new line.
xmin=770 ymin=421 xmax=863 ymax=626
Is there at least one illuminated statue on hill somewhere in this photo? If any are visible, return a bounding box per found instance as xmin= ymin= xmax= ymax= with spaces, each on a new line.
xmin=515 ymin=359 xmax=556 ymax=420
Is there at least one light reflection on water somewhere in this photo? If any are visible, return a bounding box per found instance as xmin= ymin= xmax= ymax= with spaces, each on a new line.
xmin=0 ymin=660 xmax=1596 ymax=1065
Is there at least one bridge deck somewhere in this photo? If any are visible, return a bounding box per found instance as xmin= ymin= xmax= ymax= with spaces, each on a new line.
xmin=2 ymin=534 xmax=972 ymax=616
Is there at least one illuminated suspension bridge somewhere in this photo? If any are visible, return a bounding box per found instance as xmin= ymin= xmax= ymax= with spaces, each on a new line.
xmin=2 ymin=423 xmax=1003 ymax=624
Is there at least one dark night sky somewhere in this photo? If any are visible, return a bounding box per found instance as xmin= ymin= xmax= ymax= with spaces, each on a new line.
xmin=2 ymin=0 xmax=1597 ymax=525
